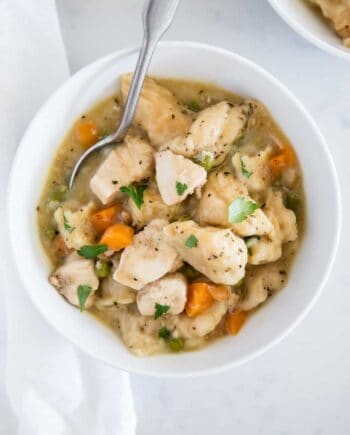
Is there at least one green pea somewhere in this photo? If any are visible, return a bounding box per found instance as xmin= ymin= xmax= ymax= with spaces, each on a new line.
xmin=285 ymin=191 xmax=301 ymax=212
xmin=187 ymin=101 xmax=201 ymax=112
xmin=45 ymin=227 xmax=57 ymax=241
xmin=180 ymin=264 xmax=201 ymax=280
xmin=50 ymin=184 xmax=68 ymax=202
xmin=194 ymin=152 xmax=215 ymax=172
xmin=95 ymin=260 xmax=111 ymax=278
xmin=168 ymin=337 xmax=184 ymax=352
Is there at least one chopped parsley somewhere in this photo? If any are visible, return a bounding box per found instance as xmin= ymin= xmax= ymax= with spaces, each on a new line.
xmin=77 ymin=285 xmax=92 ymax=312
xmin=78 ymin=244 xmax=108 ymax=259
xmin=154 ymin=303 xmax=170 ymax=320
xmin=158 ymin=327 xmax=172 ymax=340
xmin=240 ymin=157 xmax=252 ymax=178
xmin=176 ymin=181 xmax=188 ymax=196
xmin=120 ymin=183 xmax=147 ymax=210
xmin=228 ymin=197 xmax=259 ymax=223
xmin=63 ymin=213 xmax=75 ymax=233
xmin=185 ymin=234 xmax=198 ymax=248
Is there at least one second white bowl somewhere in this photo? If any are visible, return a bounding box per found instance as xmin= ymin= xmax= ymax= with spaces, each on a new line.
xmin=268 ymin=0 xmax=350 ymax=61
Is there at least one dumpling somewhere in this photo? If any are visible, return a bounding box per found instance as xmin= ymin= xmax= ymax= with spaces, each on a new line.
xmin=54 ymin=202 xmax=96 ymax=250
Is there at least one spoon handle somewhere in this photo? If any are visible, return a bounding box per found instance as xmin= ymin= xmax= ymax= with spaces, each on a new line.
xmin=68 ymin=0 xmax=179 ymax=189
xmin=116 ymin=0 xmax=180 ymax=138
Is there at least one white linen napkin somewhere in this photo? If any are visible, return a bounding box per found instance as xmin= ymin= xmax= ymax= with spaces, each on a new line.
xmin=0 ymin=1 xmax=136 ymax=433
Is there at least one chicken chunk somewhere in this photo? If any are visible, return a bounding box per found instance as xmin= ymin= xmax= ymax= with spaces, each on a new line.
xmin=240 ymin=263 xmax=287 ymax=311
xmin=97 ymin=273 xmax=136 ymax=307
xmin=136 ymin=273 xmax=187 ymax=316
xmin=266 ymin=190 xmax=297 ymax=243
xmin=164 ymin=102 xmax=250 ymax=166
xmin=248 ymin=207 xmax=282 ymax=265
xmin=90 ymin=135 xmax=154 ymax=204
xmin=155 ymin=150 xmax=207 ymax=205
xmin=127 ymin=184 xmax=183 ymax=229
xmin=116 ymin=307 xmax=166 ymax=356
xmin=197 ymin=169 xmax=273 ymax=237
xmin=308 ymin=0 xmax=350 ymax=46
xmin=49 ymin=252 xmax=99 ymax=308
xmin=163 ymin=221 xmax=247 ymax=285
xmin=160 ymin=135 xmax=187 ymax=155
xmin=54 ymin=202 xmax=96 ymax=250
xmin=121 ymin=74 xmax=192 ymax=147
xmin=170 ymin=301 xmax=228 ymax=339
xmin=248 ymin=189 xmax=297 ymax=265
xmin=113 ymin=219 xmax=181 ymax=290
xmin=232 ymin=147 xmax=274 ymax=193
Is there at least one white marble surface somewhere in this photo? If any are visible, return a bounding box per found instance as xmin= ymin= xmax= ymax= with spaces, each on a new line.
xmin=2 ymin=0 xmax=350 ymax=433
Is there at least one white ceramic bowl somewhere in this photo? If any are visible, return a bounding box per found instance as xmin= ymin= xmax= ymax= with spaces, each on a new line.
xmin=267 ymin=0 xmax=350 ymax=61
xmin=7 ymin=42 xmax=341 ymax=377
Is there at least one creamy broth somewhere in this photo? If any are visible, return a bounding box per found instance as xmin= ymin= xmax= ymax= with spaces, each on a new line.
xmin=38 ymin=77 xmax=305 ymax=356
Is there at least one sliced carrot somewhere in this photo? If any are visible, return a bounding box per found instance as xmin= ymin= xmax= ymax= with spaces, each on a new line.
xmin=99 ymin=224 xmax=134 ymax=251
xmin=76 ymin=120 xmax=98 ymax=148
xmin=268 ymin=145 xmax=296 ymax=176
xmin=185 ymin=282 xmax=214 ymax=317
xmin=91 ymin=205 xmax=121 ymax=233
xmin=208 ymin=284 xmax=230 ymax=301
xmin=225 ymin=311 xmax=248 ymax=335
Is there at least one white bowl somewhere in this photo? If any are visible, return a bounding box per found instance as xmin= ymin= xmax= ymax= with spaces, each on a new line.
xmin=267 ymin=0 xmax=350 ymax=61
xmin=7 ymin=42 xmax=341 ymax=377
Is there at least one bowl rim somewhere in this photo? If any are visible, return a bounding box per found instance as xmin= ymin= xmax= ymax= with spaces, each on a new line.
xmin=267 ymin=0 xmax=350 ymax=62
xmin=7 ymin=41 xmax=342 ymax=377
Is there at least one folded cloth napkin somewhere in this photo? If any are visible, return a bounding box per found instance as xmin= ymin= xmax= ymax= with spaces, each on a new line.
xmin=0 ymin=0 xmax=136 ymax=433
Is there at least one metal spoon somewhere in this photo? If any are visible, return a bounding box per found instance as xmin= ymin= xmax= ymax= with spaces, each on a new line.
xmin=69 ymin=0 xmax=180 ymax=189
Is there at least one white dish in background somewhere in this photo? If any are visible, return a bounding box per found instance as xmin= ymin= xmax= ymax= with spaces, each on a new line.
xmin=267 ymin=0 xmax=350 ymax=61
xmin=7 ymin=41 xmax=341 ymax=377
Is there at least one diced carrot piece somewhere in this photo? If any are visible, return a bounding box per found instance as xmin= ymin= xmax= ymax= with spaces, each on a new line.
xmin=269 ymin=154 xmax=287 ymax=174
xmin=91 ymin=205 xmax=121 ymax=233
xmin=76 ymin=120 xmax=98 ymax=148
xmin=283 ymin=145 xmax=296 ymax=164
xmin=268 ymin=145 xmax=296 ymax=175
xmin=52 ymin=235 xmax=70 ymax=258
xmin=208 ymin=284 xmax=229 ymax=301
xmin=225 ymin=311 xmax=248 ymax=335
xmin=99 ymin=224 xmax=134 ymax=251
xmin=185 ymin=282 xmax=214 ymax=317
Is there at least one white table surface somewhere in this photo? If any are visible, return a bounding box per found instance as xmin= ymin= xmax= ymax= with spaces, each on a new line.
xmin=2 ymin=0 xmax=350 ymax=434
